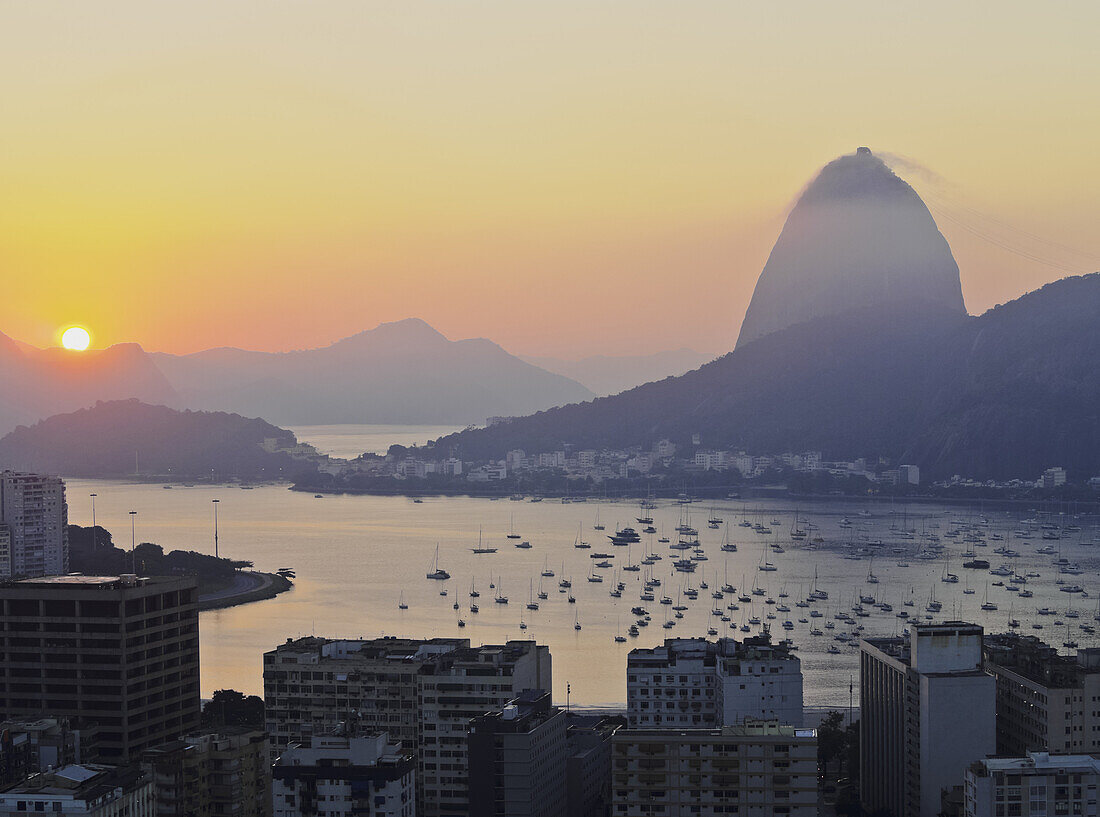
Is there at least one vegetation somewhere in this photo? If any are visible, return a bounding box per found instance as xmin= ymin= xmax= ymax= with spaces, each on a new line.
xmin=0 ymin=399 xmax=319 ymax=480
xmin=200 ymin=689 xmax=265 ymax=730
xmin=68 ymin=524 xmax=250 ymax=596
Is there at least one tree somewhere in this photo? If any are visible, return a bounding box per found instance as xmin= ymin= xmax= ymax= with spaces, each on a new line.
xmin=817 ymin=710 xmax=847 ymax=775
xmin=201 ymin=689 xmax=265 ymax=729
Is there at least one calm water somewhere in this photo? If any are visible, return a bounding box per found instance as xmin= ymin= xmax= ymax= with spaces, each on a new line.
xmin=289 ymin=424 xmax=464 ymax=459
xmin=64 ymin=479 xmax=1100 ymax=710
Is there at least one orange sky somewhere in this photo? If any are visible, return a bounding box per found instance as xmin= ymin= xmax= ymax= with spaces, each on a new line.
xmin=2 ymin=1 xmax=1098 ymax=358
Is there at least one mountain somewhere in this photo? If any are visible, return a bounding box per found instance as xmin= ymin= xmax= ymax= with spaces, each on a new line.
xmin=521 ymin=349 xmax=715 ymax=396
xmin=736 ymin=147 xmax=966 ymax=348
xmin=428 ymin=274 xmax=1100 ymax=481
xmin=151 ymin=318 xmax=594 ymax=425
xmin=0 ymin=399 xmax=318 ymax=479
xmin=0 ymin=335 xmax=177 ymax=435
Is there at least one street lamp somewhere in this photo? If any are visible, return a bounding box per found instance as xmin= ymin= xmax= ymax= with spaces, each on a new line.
xmin=89 ymin=493 xmax=98 ymax=550
xmin=212 ymin=499 xmax=220 ymax=559
xmin=128 ymin=510 xmax=137 ymax=574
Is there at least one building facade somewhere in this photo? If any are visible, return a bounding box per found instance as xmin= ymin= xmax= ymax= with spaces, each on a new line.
xmin=468 ymin=691 xmax=567 ymax=817
xmin=964 ymin=753 xmax=1100 ymax=817
xmin=0 ymin=764 xmax=153 ymax=817
xmin=627 ymin=636 xmax=803 ymax=728
xmin=0 ymin=574 xmax=201 ymax=762
xmin=984 ymin=634 xmax=1100 ymax=755
xmin=142 ymin=728 xmax=268 ymax=817
xmin=565 ymin=713 xmax=622 ymax=817
xmin=860 ymin=622 xmax=997 ymax=817
xmin=0 ymin=472 xmax=68 ymax=580
xmin=0 ymin=717 xmax=96 ymax=787
xmin=272 ymin=733 xmax=415 ymax=817
xmin=263 ymin=637 xmax=551 ymax=817
xmin=610 ymin=721 xmax=818 ymax=816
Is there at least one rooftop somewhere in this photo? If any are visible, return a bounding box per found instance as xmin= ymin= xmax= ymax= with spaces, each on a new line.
xmin=973 ymin=752 xmax=1100 ymax=777
xmin=616 ymin=721 xmax=817 ymax=741
xmin=0 ymin=764 xmax=146 ymax=800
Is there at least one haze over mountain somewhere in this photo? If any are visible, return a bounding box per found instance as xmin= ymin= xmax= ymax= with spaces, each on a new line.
xmin=522 ymin=349 xmax=715 ymax=397
xmin=431 ymin=273 xmax=1100 ymax=481
xmin=151 ymin=318 xmax=594 ymax=426
xmin=736 ymin=147 xmax=966 ymax=348
xmin=0 ymin=334 xmax=176 ymax=435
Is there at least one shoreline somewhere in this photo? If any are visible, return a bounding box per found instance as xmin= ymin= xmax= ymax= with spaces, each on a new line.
xmin=198 ymin=571 xmax=293 ymax=612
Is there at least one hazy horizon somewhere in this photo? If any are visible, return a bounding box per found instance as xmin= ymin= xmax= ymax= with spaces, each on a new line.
xmin=3 ymin=2 xmax=1098 ymax=358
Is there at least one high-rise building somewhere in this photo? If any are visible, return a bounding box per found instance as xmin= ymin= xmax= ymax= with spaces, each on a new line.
xmin=0 ymin=472 xmax=68 ymax=579
xmin=263 ymin=636 xmax=551 ymax=817
xmin=564 ymin=713 xmax=622 ymax=817
xmin=964 ymin=752 xmax=1100 ymax=817
xmin=0 ymin=574 xmax=201 ymax=762
xmin=610 ymin=720 xmax=818 ymax=816
xmin=0 ymin=764 xmax=154 ymax=817
xmin=468 ymin=690 xmax=567 ymax=817
xmin=272 ymin=732 xmax=415 ymax=817
xmin=860 ymin=622 xmax=996 ymax=817
xmin=142 ymin=728 xmax=269 ymax=817
xmin=626 ymin=635 xmax=803 ymax=728
xmin=983 ymin=634 xmax=1100 ymax=754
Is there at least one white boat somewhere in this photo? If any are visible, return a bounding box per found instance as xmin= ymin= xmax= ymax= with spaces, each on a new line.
xmin=426 ymin=544 xmax=450 ymax=580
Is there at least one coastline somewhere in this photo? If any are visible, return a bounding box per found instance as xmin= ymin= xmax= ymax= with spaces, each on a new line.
xmin=198 ymin=571 xmax=293 ymax=612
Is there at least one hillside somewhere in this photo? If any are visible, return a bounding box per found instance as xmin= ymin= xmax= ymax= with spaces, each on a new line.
xmin=0 ymin=400 xmax=318 ymax=480
xmin=0 ymin=337 xmax=177 ymax=435
xmin=522 ymin=349 xmax=715 ymax=397
xmin=152 ymin=318 xmax=593 ymax=425
xmin=429 ymin=274 xmax=1100 ymax=481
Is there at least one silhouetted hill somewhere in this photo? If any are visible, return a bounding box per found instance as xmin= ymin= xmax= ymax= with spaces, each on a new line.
xmin=0 ymin=400 xmax=318 ymax=479
xmin=152 ymin=318 xmax=593 ymax=425
xmin=0 ymin=336 xmax=177 ymax=435
xmin=431 ymin=274 xmax=1100 ymax=481
xmin=737 ymin=147 xmax=965 ymax=348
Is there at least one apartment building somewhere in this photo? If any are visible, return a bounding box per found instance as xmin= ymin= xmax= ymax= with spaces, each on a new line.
xmin=271 ymin=733 xmax=415 ymax=817
xmin=627 ymin=635 xmax=803 ymax=728
xmin=263 ymin=636 xmax=551 ymax=817
xmin=860 ymin=622 xmax=996 ymax=817
xmin=964 ymin=752 xmax=1100 ymax=817
xmin=984 ymin=633 xmax=1100 ymax=754
xmin=0 ymin=472 xmax=67 ymax=579
xmin=610 ymin=721 xmax=818 ymax=816
xmin=468 ymin=690 xmax=567 ymax=817
xmin=142 ymin=728 xmax=268 ymax=817
xmin=0 ymin=764 xmax=153 ymax=817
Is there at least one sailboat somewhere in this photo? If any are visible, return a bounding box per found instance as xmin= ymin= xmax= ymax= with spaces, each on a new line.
xmin=866 ymin=558 xmax=879 ymax=584
xmin=495 ymin=580 xmax=509 ymax=604
xmin=537 ymin=577 xmax=548 ymax=601
xmin=426 ymin=544 xmax=450 ymax=580
xmin=541 ymin=558 xmax=555 ymax=578
xmin=574 ymin=525 xmax=591 ymax=549
xmin=614 ymin=618 xmax=627 ymax=643
xmin=507 ymin=514 xmax=521 ymax=539
xmin=574 ymin=611 xmax=582 ymax=631
xmin=472 ymin=528 xmax=497 ymax=554
xmin=398 ymin=591 xmax=408 ymax=610
xmin=469 ymin=578 xmax=480 ymax=598
xmin=980 ymin=582 xmax=997 ymax=611
xmin=527 ymin=579 xmax=539 ymax=610
xmin=720 ymin=523 xmax=737 ymax=553
xmin=594 ymin=508 xmax=605 ymax=531
xmin=757 ymin=541 xmax=777 ymax=572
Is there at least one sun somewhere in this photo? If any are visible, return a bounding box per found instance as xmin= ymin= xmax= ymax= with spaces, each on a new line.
xmin=61 ymin=326 xmax=91 ymax=351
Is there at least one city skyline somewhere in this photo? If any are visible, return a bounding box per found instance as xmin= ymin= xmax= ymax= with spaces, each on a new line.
xmin=3 ymin=2 xmax=1098 ymax=358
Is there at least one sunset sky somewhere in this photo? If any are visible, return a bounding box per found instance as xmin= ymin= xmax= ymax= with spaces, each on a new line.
xmin=2 ymin=1 xmax=1098 ymax=358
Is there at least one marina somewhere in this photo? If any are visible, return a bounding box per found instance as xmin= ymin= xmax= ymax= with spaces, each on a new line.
xmin=64 ymin=477 xmax=1100 ymax=708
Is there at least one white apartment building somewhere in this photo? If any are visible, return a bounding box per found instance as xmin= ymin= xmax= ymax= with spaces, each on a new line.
xmin=273 ymin=733 xmax=415 ymax=817
xmin=861 ymin=622 xmax=997 ymax=817
xmin=627 ymin=636 xmax=803 ymax=729
xmin=0 ymin=471 xmax=68 ymax=579
xmin=965 ymin=753 xmax=1100 ymax=817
